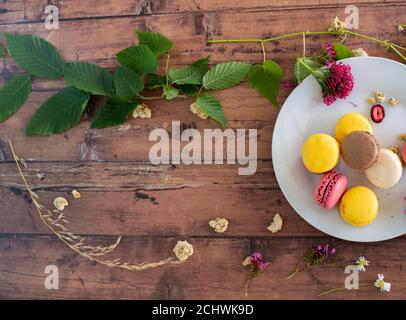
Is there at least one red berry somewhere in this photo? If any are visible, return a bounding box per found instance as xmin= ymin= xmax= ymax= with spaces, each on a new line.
xmin=370 ymin=104 xmax=385 ymax=123
xmin=402 ymin=142 xmax=406 ymax=164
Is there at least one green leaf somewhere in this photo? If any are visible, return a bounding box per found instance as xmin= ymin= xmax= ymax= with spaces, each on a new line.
xmin=117 ymin=45 xmax=157 ymax=75
xmin=146 ymin=73 xmax=167 ymax=89
xmin=178 ymin=84 xmax=199 ymax=97
xmin=333 ymin=42 xmax=353 ymax=60
xmin=26 ymin=87 xmax=90 ymax=136
xmin=4 ymin=32 xmax=64 ymax=79
xmin=163 ymin=85 xmax=179 ymax=100
xmin=169 ymin=56 xmax=210 ymax=85
xmin=114 ymin=66 xmax=144 ymax=99
xmin=0 ymin=47 xmax=6 ymax=57
xmin=294 ymin=58 xmax=323 ymax=83
xmin=247 ymin=60 xmax=283 ymax=107
xmin=135 ymin=30 xmax=173 ymax=56
xmin=196 ymin=93 xmax=226 ymax=128
xmin=64 ymin=61 xmax=113 ymax=96
xmin=0 ymin=75 xmax=31 ymax=123
xmin=203 ymin=61 xmax=251 ymax=90
xmin=91 ymin=97 xmax=136 ymax=128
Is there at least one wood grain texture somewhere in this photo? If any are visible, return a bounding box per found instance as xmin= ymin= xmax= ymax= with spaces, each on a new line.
xmin=1 ymin=0 xmax=406 ymax=299
xmin=1 ymin=236 xmax=406 ymax=299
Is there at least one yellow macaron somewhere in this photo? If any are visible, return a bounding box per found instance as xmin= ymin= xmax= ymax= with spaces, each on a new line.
xmin=335 ymin=112 xmax=373 ymax=143
xmin=301 ymin=133 xmax=340 ymax=173
xmin=339 ymin=186 xmax=378 ymax=227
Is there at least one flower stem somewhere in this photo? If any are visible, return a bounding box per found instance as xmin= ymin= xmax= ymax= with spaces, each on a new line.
xmin=137 ymin=94 xmax=189 ymax=100
xmin=245 ymin=275 xmax=251 ymax=297
xmin=287 ymin=266 xmax=300 ymax=279
xmin=319 ymin=283 xmax=372 ymax=297
xmin=208 ymin=31 xmax=336 ymax=44
xmin=165 ymin=54 xmax=170 ymax=86
xmin=302 ymin=32 xmax=306 ymax=58
xmin=260 ymin=40 xmax=266 ymax=63
xmin=209 ymin=29 xmax=406 ymax=63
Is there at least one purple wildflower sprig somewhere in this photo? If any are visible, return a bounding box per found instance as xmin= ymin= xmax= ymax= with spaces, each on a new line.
xmin=242 ymin=251 xmax=270 ymax=296
xmin=288 ymin=244 xmax=337 ymax=279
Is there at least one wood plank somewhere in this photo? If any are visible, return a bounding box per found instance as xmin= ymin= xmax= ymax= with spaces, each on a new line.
xmin=0 ymin=235 xmax=405 ymax=299
xmin=1 ymin=4 xmax=404 ymax=69
xmin=0 ymin=89 xmax=275 ymax=161
xmin=0 ymin=160 xmax=324 ymax=237
xmin=0 ymin=0 xmax=404 ymax=23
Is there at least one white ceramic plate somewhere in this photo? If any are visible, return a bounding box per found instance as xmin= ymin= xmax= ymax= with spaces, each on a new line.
xmin=272 ymin=57 xmax=406 ymax=242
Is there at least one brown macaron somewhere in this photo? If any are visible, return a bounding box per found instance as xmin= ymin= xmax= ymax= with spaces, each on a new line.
xmin=341 ymin=131 xmax=380 ymax=170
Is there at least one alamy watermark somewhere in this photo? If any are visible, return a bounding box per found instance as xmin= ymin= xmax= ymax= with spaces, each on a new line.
xmin=149 ymin=121 xmax=258 ymax=175
xmin=344 ymin=5 xmax=359 ymax=30
xmin=44 ymin=264 xmax=59 ymax=290
xmin=44 ymin=5 xmax=59 ymax=30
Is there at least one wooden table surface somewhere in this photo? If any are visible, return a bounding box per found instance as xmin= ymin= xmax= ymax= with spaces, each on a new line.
xmin=1 ymin=0 xmax=406 ymax=300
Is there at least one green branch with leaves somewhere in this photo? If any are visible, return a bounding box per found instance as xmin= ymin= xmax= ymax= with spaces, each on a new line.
xmin=1 ymin=18 xmax=405 ymax=136
xmin=0 ymin=30 xmax=254 ymax=135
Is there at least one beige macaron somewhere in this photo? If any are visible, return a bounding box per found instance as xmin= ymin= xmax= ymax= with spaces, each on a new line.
xmin=365 ymin=148 xmax=402 ymax=189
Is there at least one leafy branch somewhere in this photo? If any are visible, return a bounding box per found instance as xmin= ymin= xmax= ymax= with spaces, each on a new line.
xmin=0 ymin=30 xmax=252 ymax=135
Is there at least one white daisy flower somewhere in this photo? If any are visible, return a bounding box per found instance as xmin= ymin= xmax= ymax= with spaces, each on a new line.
xmin=355 ymin=256 xmax=369 ymax=272
xmin=374 ymin=274 xmax=391 ymax=292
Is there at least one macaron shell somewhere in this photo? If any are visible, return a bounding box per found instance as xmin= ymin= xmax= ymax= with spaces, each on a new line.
xmin=314 ymin=172 xmax=335 ymax=205
xmin=340 ymin=186 xmax=378 ymax=227
xmin=365 ymin=149 xmax=402 ymax=189
xmin=341 ymin=131 xmax=380 ymax=170
xmin=335 ymin=112 xmax=372 ymax=143
xmin=302 ymin=134 xmax=340 ymax=173
xmin=324 ymin=174 xmax=347 ymax=209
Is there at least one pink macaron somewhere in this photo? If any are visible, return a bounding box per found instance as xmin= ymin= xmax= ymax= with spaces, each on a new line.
xmin=314 ymin=171 xmax=348 ymax=209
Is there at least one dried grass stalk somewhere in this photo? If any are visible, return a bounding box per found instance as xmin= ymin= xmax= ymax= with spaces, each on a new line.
xmin=8 ymin=140 xmax=184 ymax=271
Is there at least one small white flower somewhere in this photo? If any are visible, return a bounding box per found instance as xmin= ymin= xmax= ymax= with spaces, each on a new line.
xmin=173 ymin=240 xmax=194 ymax=261
xmin=355 ymin=256 xmax=369 ymax=272
xmin=374 ymin=273 xmax=391 ymax=292
xmin=398 ymin=25 xmax=404 ymax=32
xmin=352 ymin=48 xmax=368 ymax=57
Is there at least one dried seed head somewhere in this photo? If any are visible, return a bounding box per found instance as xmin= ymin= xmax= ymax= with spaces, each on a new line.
xmin=71 ymin=190 xmax=81 ymax=199
xmin=267 ymin=213 xmax=283 ymax=233
xmin=388 ymin=145 xmax=400 ymax=154
xmin=189 ymin=102 xmax=209 ymax=119
xmin=328 ymin=16 xmax=347 ymax=34
xmin=367 ymin=97 xmax=376 ymax=104
xmin=374 ymin=91 xmax=386 ymax=103
xmin=388 ymin=98 xmax=400 ymax=106
xmin=209 ymin=217 xmax=229 ymax=233
xmin=352 ymin=48 xmax=368 ymax=57
xmin=53 ymin=197 xmax=69 ymax=211
xmin=173 ymin=240 xmax=194 ymax=261
xmin=132 ymin=103 xmax=152 ymax=119
xmin=242 ymin=256 xmax=252 ymax=266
